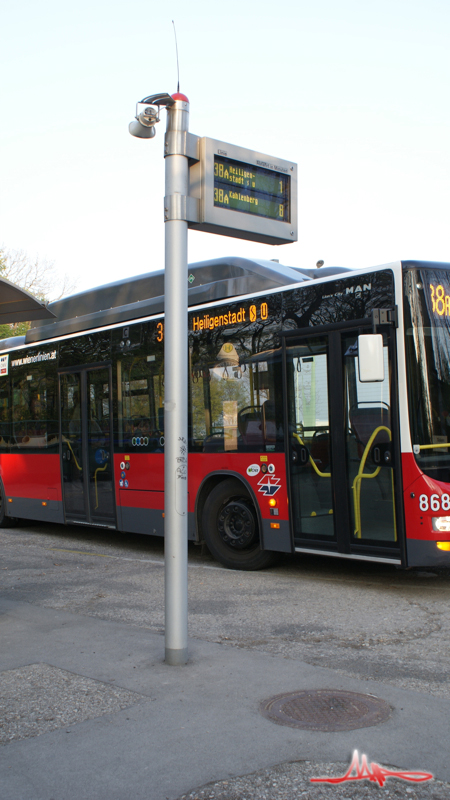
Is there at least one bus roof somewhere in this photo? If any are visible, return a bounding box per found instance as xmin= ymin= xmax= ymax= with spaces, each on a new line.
xmin=23 ymin=256 xmax=352 ymax=344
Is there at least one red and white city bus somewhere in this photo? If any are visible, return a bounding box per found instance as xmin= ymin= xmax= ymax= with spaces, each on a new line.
xmin=0 ymin=256 xmax=449 ymax=570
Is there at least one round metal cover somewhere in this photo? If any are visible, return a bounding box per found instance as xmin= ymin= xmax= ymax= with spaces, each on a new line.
xmin=260 ymin=689 xmax=391 ymax=732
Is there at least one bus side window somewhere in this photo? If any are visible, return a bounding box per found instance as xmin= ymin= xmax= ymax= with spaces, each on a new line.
xmin=117 ymin=347 xmax=164 ymax=453
xmin=189 ymin=332 xmax=283 ymax=454
xmin=0 ymin=379 xmax=10 ymax=449
xmin=11 ymin=364 xmax=57 ymax=450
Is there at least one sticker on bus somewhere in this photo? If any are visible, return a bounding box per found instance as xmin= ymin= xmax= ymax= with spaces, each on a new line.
xmin=247 ymin=464 xmax=260 ymax=476
xmin=258 ymin=475 xmax=280 ymax=496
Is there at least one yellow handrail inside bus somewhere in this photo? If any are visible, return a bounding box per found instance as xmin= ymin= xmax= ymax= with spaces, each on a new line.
xmin=293 ymin=432 xmax=331 ymax=479
xmin=352 ymin=425 xmax=397 ymax=541
xmin=63 ymin=435 xmax=108 ymax=510
xmin=63 ymin=438 xmax=82 ymax=472
xmin=415 ymin=442 xmax=450 ymax=450
xmin=94 ymin=462 xmax=108 ymax=509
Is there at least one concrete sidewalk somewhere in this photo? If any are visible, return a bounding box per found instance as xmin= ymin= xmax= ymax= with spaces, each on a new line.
xmin=0 ymin=596 xmax=448 ymax=800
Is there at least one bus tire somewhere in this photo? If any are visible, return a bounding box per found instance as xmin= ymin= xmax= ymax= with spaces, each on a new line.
xmin=0 ymin=481 xmax=18 ymax=527
xmin=202 ymin=478 xmax=276 ymax=570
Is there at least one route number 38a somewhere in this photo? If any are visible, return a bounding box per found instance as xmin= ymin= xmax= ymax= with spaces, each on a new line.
xmin=419 ymin=494 xmax=450 ymax=512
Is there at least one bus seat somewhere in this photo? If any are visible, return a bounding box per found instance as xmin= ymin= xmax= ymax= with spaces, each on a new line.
xmin=350 ymin=406 xmax=390 ymax=447
xmin=262 ymin=400 xmax=277 ymax=444
xmin=203 ymin=433 xmax=225 ymax=452
xmin=238 ymin=407 xmax=264 ymax=447
xmin=310 ymin=431 xmax=330 ymax=471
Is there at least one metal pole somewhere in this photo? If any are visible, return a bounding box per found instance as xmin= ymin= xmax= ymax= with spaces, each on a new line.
xmin=164 ymin=93 xmax=189 ymax=665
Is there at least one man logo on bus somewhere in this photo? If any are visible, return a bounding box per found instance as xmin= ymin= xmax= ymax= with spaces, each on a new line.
xmin=258 ymin=475 xmax=280 ymax=496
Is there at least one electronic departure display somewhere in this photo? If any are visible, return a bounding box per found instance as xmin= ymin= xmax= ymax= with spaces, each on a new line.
xmin=187 ymin=137 xmax=298 ymax=245
xmin=213 ymin=156 xmax=290 ymax=222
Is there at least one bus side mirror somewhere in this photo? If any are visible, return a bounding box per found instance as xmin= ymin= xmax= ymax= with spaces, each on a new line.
xmin=358 ymin=334 xmax=384 ymax=382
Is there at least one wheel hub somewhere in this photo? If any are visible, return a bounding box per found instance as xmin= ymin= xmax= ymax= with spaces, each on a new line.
xmin=217 ymin=500 xmax=257 ymax=550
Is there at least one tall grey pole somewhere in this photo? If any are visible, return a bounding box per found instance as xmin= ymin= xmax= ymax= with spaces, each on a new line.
xmin=164 ymin=93 xmax=189 ymax=665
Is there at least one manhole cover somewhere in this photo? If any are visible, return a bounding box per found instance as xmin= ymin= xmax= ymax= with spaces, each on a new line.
xmin=260 ymin=689 xmax=391 ymax=731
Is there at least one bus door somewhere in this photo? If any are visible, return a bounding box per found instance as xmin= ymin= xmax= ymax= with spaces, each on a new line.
xmin=59 ymin=366 xmax=116 ymax=527
xmin=284 ymin=327 xmax=401 ymax=559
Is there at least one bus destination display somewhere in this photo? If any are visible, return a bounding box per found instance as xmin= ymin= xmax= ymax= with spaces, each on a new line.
xmin=429 ymin=282 xmax=450 ymax=317
xmin=213 ymin=156 xmax=290 ymax=222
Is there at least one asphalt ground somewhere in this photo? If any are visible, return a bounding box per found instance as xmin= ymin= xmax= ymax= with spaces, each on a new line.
xmin=1 ymin=521 xmax=450 ymax=799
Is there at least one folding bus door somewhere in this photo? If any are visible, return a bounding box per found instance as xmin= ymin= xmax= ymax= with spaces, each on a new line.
xmin=60 ymin=366 xmax=116 ymax=527
xmin=285 ymin=334 xmax=336 ymax=545
xmin=285 ymin=327 xmax=402 ymax=561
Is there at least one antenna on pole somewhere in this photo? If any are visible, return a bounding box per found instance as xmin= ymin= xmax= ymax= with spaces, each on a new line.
xmin=172 ymin=20 xmax=180 ymax=93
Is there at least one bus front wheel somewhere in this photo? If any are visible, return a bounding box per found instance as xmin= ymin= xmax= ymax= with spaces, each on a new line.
xmin=202 ymin=479 xmax=276 ymax=570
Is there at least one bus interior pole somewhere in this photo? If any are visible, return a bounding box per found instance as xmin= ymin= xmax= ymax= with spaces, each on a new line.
xmin=164 ymin=93 xmax=189 ymax=666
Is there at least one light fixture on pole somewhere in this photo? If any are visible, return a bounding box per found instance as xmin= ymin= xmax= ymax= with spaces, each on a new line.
xmin=129 ymin=93 xmax=175 ymax=139
xmin=128 ymin=106 xmax=158 ymax=138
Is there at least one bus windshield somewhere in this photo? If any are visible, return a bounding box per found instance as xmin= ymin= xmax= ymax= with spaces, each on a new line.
xmin=404 ymin=267 xmax=450 ymax=482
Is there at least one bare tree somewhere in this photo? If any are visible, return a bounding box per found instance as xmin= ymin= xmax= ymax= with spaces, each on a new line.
xmin=0 ymin=247 xmax=77 ymax=302
xmin=0 ymin=246 xmax=78 ymax=339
